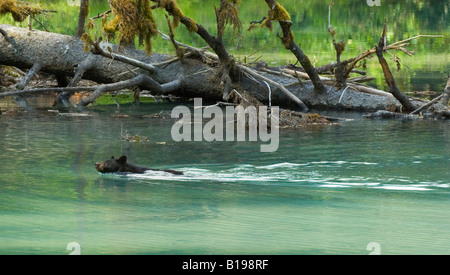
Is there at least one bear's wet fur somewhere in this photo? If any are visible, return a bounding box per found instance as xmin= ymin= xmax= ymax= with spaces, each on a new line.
xmin=95 ymin=155 xmax=183 ymax=175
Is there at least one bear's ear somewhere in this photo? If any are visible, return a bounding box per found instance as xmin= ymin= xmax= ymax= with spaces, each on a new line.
xmin=118 ymin=155 xmax=127 ymax=165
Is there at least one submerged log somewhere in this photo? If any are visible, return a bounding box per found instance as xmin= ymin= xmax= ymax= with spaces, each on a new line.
xmin=364 ymin=110 xmax=420 ymax=120
xmin=0 ymin=23 xmax=413 ymax=112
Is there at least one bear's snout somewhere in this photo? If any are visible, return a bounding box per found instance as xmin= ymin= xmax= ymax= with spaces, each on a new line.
xmin=94 ymin=162 xmax=103 ymax=171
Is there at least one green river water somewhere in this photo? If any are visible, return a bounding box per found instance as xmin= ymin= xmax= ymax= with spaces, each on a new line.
xmin=0 ymin=0 xmax=449 ymax=255
xmin=0 ymin=103 xmax=449 ymax=254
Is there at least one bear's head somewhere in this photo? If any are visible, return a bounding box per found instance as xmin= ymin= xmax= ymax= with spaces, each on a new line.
xmin=94 ymin=155 xmax=127 ymax=173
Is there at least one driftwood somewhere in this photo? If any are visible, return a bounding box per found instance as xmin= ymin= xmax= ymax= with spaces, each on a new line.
xmin=364 ymin=110 xmax=420 ymax=120
xmin=0 ymin=23 xmax=447 ymax=118
xmin=1 ymin=0 xmax=447 ymax=123
xmin=0 ymin=24 xmax=224 ymax=104
xmin=366 ymin=77 xmax=450 ymax=120
xmin=0 ymin=23 xmax=402 ymax=112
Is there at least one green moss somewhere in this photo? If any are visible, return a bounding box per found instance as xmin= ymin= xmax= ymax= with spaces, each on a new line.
xmin=104 ymin=0 xmax=157 ymax=55
xmin=185 ymin=17 xmax=198 ymax=33
xmin=80 ymin=33 xmax=94 ymax=52
xmin=94 ymin=93 xmax=155 ymax=105
xmin=280 ymin=30 xmax=295 ymax=49
xmin=248 ymin=2 xmax=290 ymax=33
xmin=217 ymin=0 xmax=242 ymax=37
xmin=176 ymin=47 xmax=185 ymax=58
xmin=0 ymin=0 xmax=46 ymax=22
xmin=272 ymin=2 xmax=291 ymax=21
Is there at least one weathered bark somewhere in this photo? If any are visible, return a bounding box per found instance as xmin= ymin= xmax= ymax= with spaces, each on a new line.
xmin=408 ymin=75 xmax=450 ymax=119
xmin=0 ymin=24 xmax=222 ymax=99
xmin=365 ymin=110 xmax=420 ymax=120
xmin=264 ymin=0 xmax=326 ymax=95
xmin=410 ymin=94 xmax=444 ymax=115
xmin=0 ymin=24 xmax=144 ymax=84
xmin=80 ymin=74 xmax=182 ymax=106
xmin=76 ymin=0 xmax=90 ymax=37
xmin=0 ymin=23 xmax=421 ymax=112
xmin=15 ymin=62 xmax=42 ymax=90
xmin=440 ymin=75 xmax=450 ymax=106
xmin=327 ymin=1 xmax=347 ymax=89
xmin=375 ymin=25 xmax=417 ymax=113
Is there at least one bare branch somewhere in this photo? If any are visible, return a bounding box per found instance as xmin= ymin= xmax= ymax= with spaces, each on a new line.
xmin=16 ymin=62 xmax=42 ymax=90
xmin=343 ymin=34 xmax=444 ymax=79
xmin=90 ymin=37 xmax=156 ymax=73
xmin=375 ymin=25 xmax=416 ymax=112
xmin=79 ymin=74 xmax=181 ymax=106
xmin=264 ymin=0 xmax=326 ymax=94
xmin=238 ymin=64 xmax=308 ymax=111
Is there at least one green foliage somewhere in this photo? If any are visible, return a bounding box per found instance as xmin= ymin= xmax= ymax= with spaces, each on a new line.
xmin=248 ymin=1 xmax=291 ymax=32
xmin=104 ymin=0 xmax=158 ymax=55
xmin=264 ymin=2 xmax=295 ymax=48
xmin=217 ymin=0 xmax=242 ymax=38
xmin=184 ymin=17 xmax=198 ymax=33
xmin=153 ymin=0 xmax=197 ymax=32
xmin=94 ymin=93 xmax=155 ymax=105
xmin=0 ymin=0 xmax=46 ymax=22
xmin=271 ymin=2 xmax=290 ymax=22
xmin=80 ymin=32 xmax=94 ymax=52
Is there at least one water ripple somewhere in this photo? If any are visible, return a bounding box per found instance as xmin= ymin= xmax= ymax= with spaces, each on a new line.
xmin=117 ymin=161 xmax=448 ymax=193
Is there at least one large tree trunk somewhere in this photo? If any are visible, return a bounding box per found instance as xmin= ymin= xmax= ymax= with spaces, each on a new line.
xmin=0 ymin=24 xmax=407 ymax=111
xmin=0 ymin=24 xmax=222 ymax=98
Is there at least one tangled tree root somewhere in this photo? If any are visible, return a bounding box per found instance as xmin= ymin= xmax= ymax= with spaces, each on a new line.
xmin=226 ymin=89 xmax=333 ymax=128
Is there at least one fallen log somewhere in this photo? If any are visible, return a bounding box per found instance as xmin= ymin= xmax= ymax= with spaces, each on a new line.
xmin=0 ymin=23 xmax=414 ymax=112
xmin=0 ymin=24 xmax=224 ymax=101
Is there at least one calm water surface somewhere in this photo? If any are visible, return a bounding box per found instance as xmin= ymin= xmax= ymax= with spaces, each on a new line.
xmin=0 ymin=103 xmax=449 ymax=254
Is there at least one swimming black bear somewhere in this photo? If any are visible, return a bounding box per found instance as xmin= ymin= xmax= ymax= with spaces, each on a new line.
xmin=95 ymin=155 xmax=183 ymax=175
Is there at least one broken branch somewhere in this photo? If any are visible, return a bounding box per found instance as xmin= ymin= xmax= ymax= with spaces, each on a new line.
xmin=410 ymin=94 xmax=444 ymax=115
xmin=263 ymin=0 xmax=326 ymax=94
xmin=343 ymin=34 xmax=444 ymax=80
xmin=90 ymin=37 xmax=156 ymax=73
xmin=375 ymin=25 xmax=416 ymax=112
xmin=238 ymin=64 xmax=308 ymax=111
xmin=16 ymin=62 xmax=42 ymax=90
xmin=78 ymin=74 xmax=182 ymax=106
